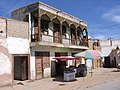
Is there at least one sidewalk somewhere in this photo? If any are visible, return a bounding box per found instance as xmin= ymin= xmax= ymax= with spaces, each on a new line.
xmin=0 ymin=68 xmax=120 ymax=90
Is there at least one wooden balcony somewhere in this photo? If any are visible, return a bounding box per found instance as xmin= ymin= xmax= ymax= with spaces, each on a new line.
xmin=42 ymin=34 xmax=53 ymax=43
xmin=31 ymin=34 xmax=88 ymax=47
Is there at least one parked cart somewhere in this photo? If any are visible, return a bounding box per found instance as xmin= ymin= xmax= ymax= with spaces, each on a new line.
xmin=53 ymin=56 xmax=87 ymax=81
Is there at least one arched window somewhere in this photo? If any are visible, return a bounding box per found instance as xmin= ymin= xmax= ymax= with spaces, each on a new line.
xmin=41 ymin=14 xmax=50 ymax=35
xmin=52 ymin=18 xmax=61 ymax=43
xmin=62 ymin=21 xmax=69 ymax=38
xmin=52 ymin=18 xmax=60 ymax=33
xmin=70 ymin=24 xmax=76 ymax=45
xmin=82 ymin=29 xmax=87 ymax=37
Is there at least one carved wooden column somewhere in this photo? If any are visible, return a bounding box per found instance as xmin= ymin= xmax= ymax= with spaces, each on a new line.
xmin=38 ymin=8 xmax=41 ymax=41
xmin=75 ymin=28 xmax=78 ymax=45
xmin=60 ymin=22 xmax=63 ymax=43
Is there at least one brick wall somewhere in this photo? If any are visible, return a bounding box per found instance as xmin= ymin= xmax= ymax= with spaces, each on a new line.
xmin=7 ymin=19 xmax=29 ymax=39
xmin=0 ymin=17 xmax=6 ymax=35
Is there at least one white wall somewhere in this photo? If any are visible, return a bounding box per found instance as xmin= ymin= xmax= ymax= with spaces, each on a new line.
xmin=100 ymin=40 xmax=120 ymax=56
xmin=30 ymin=46 xmax=80 ymax=78
xmin=100 ymin=40 xmax=111 ymax=46
xmin=0 ymin=52 xmax=11 ymax=75
xmin=7 ymin=37 xmax=30 ymax=54
xmin=0 ymin=34 xmax=12 ymax=86
xmin=30 ymin=51 xmax=36 ymax=80
xmin=101 ymin=46 xmax=113 ymax=56
xmin=112 ymin=40 xmax=120 ymax=46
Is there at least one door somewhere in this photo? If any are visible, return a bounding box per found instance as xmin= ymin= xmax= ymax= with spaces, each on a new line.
xmin=21 ymin=56 xmax=28 ymax=80
xmin=35 ymin=53 xmax=43 ymax=79
xmin=14 ymin=56 xmax=28 ymax=81
xmin=35 ymin=52 xmax=50 ymax=79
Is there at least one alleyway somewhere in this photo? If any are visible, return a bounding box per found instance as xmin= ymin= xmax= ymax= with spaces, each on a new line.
xmin=0 ymin=68 xmax=120 ymax=90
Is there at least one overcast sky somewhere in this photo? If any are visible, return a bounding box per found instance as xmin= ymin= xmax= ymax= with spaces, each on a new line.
xmin=0 ymin=0 xmax=120 ymax=40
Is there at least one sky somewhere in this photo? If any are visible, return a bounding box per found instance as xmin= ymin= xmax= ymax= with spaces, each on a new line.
xmin=0 ymin=0 xmax=120 ymax=40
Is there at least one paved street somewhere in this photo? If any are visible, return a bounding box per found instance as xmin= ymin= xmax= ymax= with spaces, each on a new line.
xmin=0 ymin=68 xmax=120 ymax=90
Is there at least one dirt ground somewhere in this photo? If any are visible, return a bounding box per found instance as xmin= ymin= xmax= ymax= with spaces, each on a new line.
xmin=0 ymin=68 xmax=120 ymax=90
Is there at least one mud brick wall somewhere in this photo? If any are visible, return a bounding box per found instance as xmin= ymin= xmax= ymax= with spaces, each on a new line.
xmin=7 ymin=19 xmax=29 ymax=39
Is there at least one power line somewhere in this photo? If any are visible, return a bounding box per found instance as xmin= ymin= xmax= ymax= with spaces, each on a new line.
xmin=92 ymin=23 xmax=120 ymax=30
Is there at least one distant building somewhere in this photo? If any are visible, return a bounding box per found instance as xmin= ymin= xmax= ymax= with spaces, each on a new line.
xmin=88 ymin=37 xmax=100 ymax=51
xmin=100 ymin=40 xmax=120 ymax=68
xmin=88 ymin=37 xmax=102 ymax=68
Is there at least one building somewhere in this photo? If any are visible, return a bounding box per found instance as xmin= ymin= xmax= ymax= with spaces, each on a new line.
xmin=100 ymin=40 xmax=120 ymax=68
xmin=12 ymin=2 xmax=88 ymax=79
xmin=0 ymin=17 xmax=29 ymax=86
xmin=88 ymin=37 xmax=100 ymax=51
xmin=87 ymin=37 xmax=102 ymax=68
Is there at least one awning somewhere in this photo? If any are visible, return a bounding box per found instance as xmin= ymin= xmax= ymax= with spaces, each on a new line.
xmin=74 ymin=50 xmax=102 ymax=60
xmin=53 ymin=56 xmax=79 ymax=61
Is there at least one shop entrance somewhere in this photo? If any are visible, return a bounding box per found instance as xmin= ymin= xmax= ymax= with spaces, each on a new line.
xmin=55 ymin=52 xmax=68 ymax=76
xmin=14 ymin=56 xmax=28 ymax=81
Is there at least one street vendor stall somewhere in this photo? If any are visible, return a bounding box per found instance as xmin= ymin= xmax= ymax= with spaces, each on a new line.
xmin=53 ymin=56 xmax=87 ymax=81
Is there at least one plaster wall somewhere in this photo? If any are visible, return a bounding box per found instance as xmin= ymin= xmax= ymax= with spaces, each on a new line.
xmin=30 ymin=46 xmax=80 ymax=78
xmin=7 ymin=37 xmax=30 ymax=54
xmin=0 ymin=34 xmax=12 ymax=86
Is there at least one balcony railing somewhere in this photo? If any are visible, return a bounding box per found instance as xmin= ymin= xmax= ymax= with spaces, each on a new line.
xmin=31 ymin=34 xmax=88 ymax=47
xmin=78 ymin=38 xmax=88 ymax=46
xmin=31 ymin=34 xmax=39 ymax=42
xmin=53 ymin=36 xmax=61 ymax=43
xmin=63 ymin=38 xmax=70 ymax=45
xmin=42 ymin=34 xmax=53 ymax=43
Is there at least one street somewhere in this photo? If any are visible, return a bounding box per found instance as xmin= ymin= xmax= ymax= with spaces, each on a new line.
xmin=86 ymin=79 xmax=120 ymax=90
xmin=0 ymin=68 xmax=120 ymax=90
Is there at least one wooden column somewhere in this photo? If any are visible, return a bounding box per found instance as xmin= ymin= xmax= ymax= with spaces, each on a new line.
xmin=60 ymin=23 xmax=63 ymax=43
xmin=75 ymin=28 xmax=78 ymax=45
xmin=38 ymin=9 xmax=41 ymax=41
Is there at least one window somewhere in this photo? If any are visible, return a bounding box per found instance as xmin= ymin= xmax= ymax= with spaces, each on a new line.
xmin=54 ymin=23 xmax=60 ymax=32
xmin=62 ymin=25 xmax=66 ymax=38
xmin=41 ymin=19 xmax=49 ymax=35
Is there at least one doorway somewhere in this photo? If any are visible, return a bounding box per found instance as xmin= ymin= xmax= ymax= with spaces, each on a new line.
xmin=14 ymin=56 xmax=28 ymax=81
xmin=103 ymin=56 xmax=110 ymax=68
xmin=55 ymin=52 xmax=68 ymax=76
xmin=35 ymin=52 xmax=50 ymax=79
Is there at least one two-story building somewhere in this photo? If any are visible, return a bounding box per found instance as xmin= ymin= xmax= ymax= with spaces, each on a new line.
xmin=12 ymin=2 xmax=88 ymax=80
